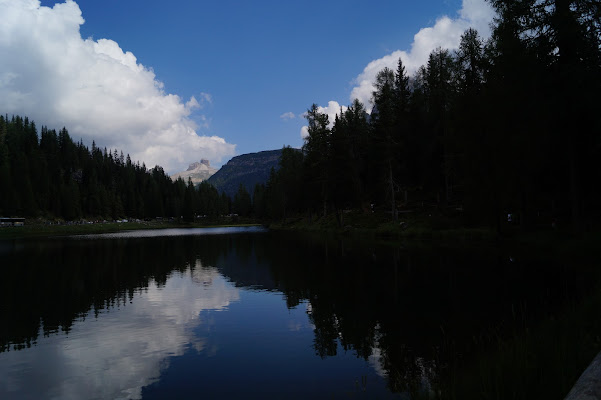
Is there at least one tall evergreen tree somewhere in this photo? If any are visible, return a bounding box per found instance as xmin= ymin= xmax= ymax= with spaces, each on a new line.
xmin=233 ymin=183 xmax=252 ymax=217
xmin=303 ymin=104 xmax=331 ymax=216
xmin=371 ymin=67 xmax=399 ymax=218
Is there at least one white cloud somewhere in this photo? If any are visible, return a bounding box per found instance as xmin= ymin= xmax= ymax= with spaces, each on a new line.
xmin=280 ymin=111 xmax=296 ymax=121
xmin=300 ymin=125 xmax=309 ymax=139
xmin=198 ymin=92 xmax=213 ymax=106
xmin=299 ymin=101 xmax=347 ymax=139
xmin=350 ymin=0 xmax=495 ymax=110
xmin=0 ymin=0 xmax=235 ymax=173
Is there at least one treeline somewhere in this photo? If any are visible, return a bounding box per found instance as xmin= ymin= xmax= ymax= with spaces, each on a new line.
xmin=255 ymin=0 xmax=601 ymax=230
xmin=0 ymin=115 xmax=231 ymax=220
xmin=3 ymin=1 xmax=600 ymax=230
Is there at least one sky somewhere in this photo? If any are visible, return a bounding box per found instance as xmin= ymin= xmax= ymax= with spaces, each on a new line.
xmin=0 ymin=0 xmax=495 ymax=174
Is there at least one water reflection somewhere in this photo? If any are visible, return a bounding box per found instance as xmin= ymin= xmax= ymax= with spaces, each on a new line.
xmin=0 ymin=230 xmax=600 ymax=399
xmin=0 ymin=261 xmax=239 ymax=399
xmin=74 ymin=225 xmax=267 ymax=240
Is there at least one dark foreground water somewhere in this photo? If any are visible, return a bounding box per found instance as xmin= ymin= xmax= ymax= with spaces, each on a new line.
xmin=0 ymin=227 xmax=600 ymax=399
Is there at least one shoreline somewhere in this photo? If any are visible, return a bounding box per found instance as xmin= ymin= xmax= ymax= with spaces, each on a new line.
xmin=266 ymin=211 xmax=601 ymax=253
xmin=0 ymin=218 xmax=264 ymax=240
xmin=3 ymin=212 xmax=598 ymax=254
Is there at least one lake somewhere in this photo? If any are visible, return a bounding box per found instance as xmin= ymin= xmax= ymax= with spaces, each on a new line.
xmin=0 ymin=227 xmax=600 ymax=399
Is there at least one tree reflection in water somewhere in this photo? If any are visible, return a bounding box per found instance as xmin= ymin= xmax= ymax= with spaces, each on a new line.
xmin=1 ymin=230 xmax=600 ymax=398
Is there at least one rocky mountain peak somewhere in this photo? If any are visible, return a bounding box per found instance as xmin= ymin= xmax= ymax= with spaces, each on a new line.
xmin=186 ymin=162 xmax=201 ymax=171
xmin=171 ymin=159 xmax=217 ymax=185
xmin=186 ymin=159 xmax=211 ymax=171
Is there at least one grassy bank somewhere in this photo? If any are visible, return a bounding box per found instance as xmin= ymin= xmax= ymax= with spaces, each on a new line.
xmin=4 ymin=211 xmax=598 ymax=252
xmin=269 ymin=210 xmax=497 ymax=240
xmin=267 ymin=209 xmax=601 ymax=254
xmin=0 ymin=217 xmax=263 ymax=240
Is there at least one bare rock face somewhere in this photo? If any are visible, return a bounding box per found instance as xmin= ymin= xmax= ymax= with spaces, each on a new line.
xmin=186 ymin=162 xmax=201 ymax=171
xmin=171 ymin=159 xmax=217 ymax=185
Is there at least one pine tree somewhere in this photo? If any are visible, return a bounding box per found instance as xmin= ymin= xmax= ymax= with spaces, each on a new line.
xmin=233 ymin=183 xmax=252 ymax=217
xmin=371 ymin=67 xmax=399 ymax=218
xmin=303 ymin=104 xmax=331 ymax=216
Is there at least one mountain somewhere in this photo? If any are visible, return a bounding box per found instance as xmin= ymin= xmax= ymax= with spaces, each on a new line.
xmin=170 ymin=159 xmax=217 ymax=185
xmin=207 ymin=149 xmax=283 ymax=198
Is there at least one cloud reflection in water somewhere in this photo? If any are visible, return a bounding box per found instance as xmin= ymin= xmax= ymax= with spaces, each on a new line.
xmin=0 ymin=262 xmax=239 ymax=400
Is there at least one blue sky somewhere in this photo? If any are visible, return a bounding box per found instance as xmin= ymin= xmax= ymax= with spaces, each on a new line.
xmin=2 ymin=0 xmax=494 ymax=173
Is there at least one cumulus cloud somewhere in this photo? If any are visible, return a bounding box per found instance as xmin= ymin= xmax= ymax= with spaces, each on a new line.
xmin=350 ymin=0 xmax=495 ymax=110
xmin=0 ymin=0 xmax=235 ymax=173
xmin=280 ymin=111 xmax=296 ymax=121
xmin=300 ymin=101 xmax=347 ymax=139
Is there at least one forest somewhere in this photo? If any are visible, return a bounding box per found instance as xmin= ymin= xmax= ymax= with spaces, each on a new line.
xmin=1 ymin=0 xmax=600 ymax=231
xmin=0 ymin=116 xmax=232 ymax=221
xmin=257 ymin=0 xmax=601 ymax=231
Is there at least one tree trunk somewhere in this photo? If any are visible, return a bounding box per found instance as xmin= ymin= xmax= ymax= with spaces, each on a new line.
xmin=335 ymin=208 xmax=343 ymax=228
xmin=569 ymin=141 xmax=580 ymax=232
xmin=389 ymin=160 xmax=397 ymax=221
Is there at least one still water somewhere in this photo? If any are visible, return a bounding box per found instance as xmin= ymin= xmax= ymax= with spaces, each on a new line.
xmin=0 ymin=227 xmax=600 ymax=399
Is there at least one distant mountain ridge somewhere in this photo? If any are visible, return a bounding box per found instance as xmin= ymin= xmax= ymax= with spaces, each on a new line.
xmin=207 ymin=149 xmax=283 ymax=198
xmin=171 ymin=159 xmax=217 ymax=185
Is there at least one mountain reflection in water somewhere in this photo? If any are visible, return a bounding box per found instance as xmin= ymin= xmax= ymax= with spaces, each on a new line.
xmin=0 ymin=229 xmax=600 ymax=399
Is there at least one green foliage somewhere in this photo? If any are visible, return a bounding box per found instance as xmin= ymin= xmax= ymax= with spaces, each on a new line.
xmin=285 ymin=2 xmax=601 ymax=231
xmin=303 ymin=104 xmax=331 ymax=215
xmin=182 ymin=178 xmax=196 ymax=222
xmin=256 ymin=146 xmax=304 ymax=220
xmin=252 ymin=183 xmax=266 ymax=218
xmin=233 ymin=183 xmax=251 ymax=216
xmin=0 ymin=116 xmax=229 ymax=221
